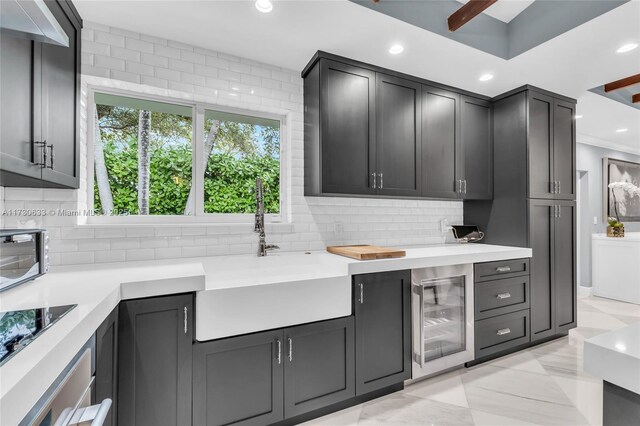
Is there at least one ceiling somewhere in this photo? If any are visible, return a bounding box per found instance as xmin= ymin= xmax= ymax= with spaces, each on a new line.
xmin=75 ymin=0 xmax=640 ymax=153
xmin=455 ymin=0 xmax=535 ymax=23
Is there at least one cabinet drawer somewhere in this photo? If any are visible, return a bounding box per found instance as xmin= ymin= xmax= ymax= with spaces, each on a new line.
xmin=475 ymin=310 xmax=530 ymax=359
xmin=475 ymin=258 xmax=530 ymax=282
xmin=475 ymin=276 xmax=529 ymax=320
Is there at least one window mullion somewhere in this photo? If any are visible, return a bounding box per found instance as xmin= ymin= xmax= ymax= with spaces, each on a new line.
xmin=194 ymin=105 xmax=205 ymax=217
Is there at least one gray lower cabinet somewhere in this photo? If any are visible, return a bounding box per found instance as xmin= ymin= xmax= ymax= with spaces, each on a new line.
xmin=118 ymin=294 xmax=193 ymax=426
xmin=529 ymin=199 xmax=577 ymax=342
xmin=193 ymin=330 xmax=284 ymax=426
xmin=193 ymin=316 xmax=355 ymax=425
xmin=94 ymin=306 xmax=119 ymax=426
xmin=353 ymin=270 xmax=411 ymax=395
xmin=284 ymin=317 xmax=355 ymax=418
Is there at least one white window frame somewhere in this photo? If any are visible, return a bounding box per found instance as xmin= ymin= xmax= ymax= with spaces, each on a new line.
xmin=86 ymin=86 xmax=287 ymax=225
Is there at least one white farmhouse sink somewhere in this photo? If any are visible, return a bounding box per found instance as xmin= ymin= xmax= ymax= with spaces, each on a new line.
xmin=195 ymin=252 xmax=352 ymax=341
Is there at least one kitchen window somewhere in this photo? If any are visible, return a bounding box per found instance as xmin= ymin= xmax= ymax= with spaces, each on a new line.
xmin=88 ymin=90 xmax=283 ymax=223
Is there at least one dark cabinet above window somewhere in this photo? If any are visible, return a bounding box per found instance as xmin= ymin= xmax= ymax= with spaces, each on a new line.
xmin=0 ymin=0 xmax=81 ymax=189
xmin=302 ymin=51 xmax=492 ymax=201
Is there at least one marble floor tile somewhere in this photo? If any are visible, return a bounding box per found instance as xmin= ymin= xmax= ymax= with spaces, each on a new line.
xmin=610 ymin=314 xmax=640 ymax=325
xmin=403 ymin=370 xmax=469 ymax=408
xmin=580 ymin=297 xmax=640 ymax=318
xmin=483 ymin=349 xmax=548 ymax=375
xmin=461 ymin=364 xmax=590 ymax=425
xmin=470 ymin=409 xmax=540 ymax=426
xmin=577 ymin=310 xmax=628 ymax=330
xmin=358 ymin=393 xmax=474 ymax=425
xmin=550 ymin=374 xmax=603 ymax=426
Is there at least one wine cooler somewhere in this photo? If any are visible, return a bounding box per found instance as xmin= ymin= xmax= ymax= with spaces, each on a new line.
xmin=411 ymin=264 xmax=474 ymax=379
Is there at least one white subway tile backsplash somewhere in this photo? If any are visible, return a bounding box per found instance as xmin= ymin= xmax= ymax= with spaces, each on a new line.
xmin=1 ymin=22 xmax=462 ymax=266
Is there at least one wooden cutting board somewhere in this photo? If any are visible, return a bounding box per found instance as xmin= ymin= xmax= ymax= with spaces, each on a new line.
xmin=326 ymin=245 xmax=406 ymax=260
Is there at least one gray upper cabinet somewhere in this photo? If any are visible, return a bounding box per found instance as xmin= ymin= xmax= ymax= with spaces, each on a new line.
xmin=304 ymin=59 xmax=376 ymax=196
xmin=118 ymin=294 xmax=193 ymax=426
xmin=303 ymin=52 xmax=493 ymax=201
xmin=0 ymin=0 xmax=81 ymax=189
xmin=193 ymin=330 xmax=284 ymax=426
xmin=375 ymin=73 xmax=421 ymax=197
xmin=460 ymin=96 xmax=493 ymax=200
xmin=421 ymin=86 xmax=460 ymax=199
xmin=353 ymin=270 xmax=411 ymax=395
xmin=528 ymin=91 xmax=576 ymax=200
xmin=553 ymin=99 xmax=576 ymax=200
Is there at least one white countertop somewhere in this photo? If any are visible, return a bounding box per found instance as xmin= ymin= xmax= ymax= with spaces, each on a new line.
xmin=584 ymin=322 xmax=640 ymax=394
xmin=592 ymin=232 xmax=640 ymax=241
xmin=0 ymin=242 xmax=531 ymax=425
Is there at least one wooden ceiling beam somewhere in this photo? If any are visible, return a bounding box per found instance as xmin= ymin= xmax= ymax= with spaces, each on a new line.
xmin=448 ymin=0 xmax=498 ymax=32
xmin=633 ymin=93 xmax=640 ymax=104
xmin=604 ymin=73 xmax=640 ymax=92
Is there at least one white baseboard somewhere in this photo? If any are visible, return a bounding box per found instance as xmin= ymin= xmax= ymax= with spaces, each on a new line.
xmin=578 ymin=285 xmax=593 ymax=296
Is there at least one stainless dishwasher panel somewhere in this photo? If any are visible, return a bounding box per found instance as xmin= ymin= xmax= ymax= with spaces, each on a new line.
xmin=411 ymin=264 xmax=474 ymax=379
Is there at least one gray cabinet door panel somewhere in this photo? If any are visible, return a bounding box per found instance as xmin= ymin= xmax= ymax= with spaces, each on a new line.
xmin=376 ymin=73 xmax=422 ymax=197
xmin=39 ymin=0 xmax=80 ymax=188
xmin=529 ymin=200 xmax=556 ymax=342
xmin=553 ymin=99 xmax=576 ymax=200
xmin=353 ymin=270 xmax=411 ymax=395
xmin=0 ymin=35 xmax=42 ymax=183
xmin=461 ymin=96 xmax=492 ymax=200
xmin=284 ymin=317 xmax=355 ymax=418
xmin=528 ymin=92 xmax=554 ymax=199
xmin=320 ymin=60 xmax=375 ymax=195
xmin=475 ymin=309 xmax=530 ymax=358
xmin=118 ymin=294 xmax=193 ymax=426
xmin=95 ymin=306 xmax=119 ymax=426
xmin=475 ymin=276 xmax=529 ymax=320
xmin=193 ymin=330 xmax=284 ymax=426
xmin=421 ymin=86 xmax=459 ymax=199
xmin=555 ymin=202 xmax=577 ymax=332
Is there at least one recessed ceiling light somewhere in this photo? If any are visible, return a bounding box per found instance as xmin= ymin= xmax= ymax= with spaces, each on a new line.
xmin=616 ymin=43 xmax=638 ymax=53
xmin=575 ymin=115 xmax=583 ymax=119
xmin=389 ymin=44 xmax=404 ymax=55
xmin=479 ymin=73 xmax=494 ymax=82
xmin=255 ymin=0 xmax=273 ymax=13
xmin=616 ymin=128 xmax=628 ymax=133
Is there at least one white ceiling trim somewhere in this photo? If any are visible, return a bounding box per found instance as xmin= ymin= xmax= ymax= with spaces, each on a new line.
xmin=577 ymin=133 xmax=640 ymax=156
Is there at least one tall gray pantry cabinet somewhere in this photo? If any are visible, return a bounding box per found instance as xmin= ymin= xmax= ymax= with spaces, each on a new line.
xmin=465 ymin=86 xmax=577 ymax=354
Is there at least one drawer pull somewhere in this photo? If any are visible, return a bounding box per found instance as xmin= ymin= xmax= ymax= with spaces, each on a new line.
xmin=496 ymin=293 xmax=511 ymax=300
xmin=496 ymin=266 xmax=511 ymax=273
xmin=496 ymin=328 xmax=511 ymax=336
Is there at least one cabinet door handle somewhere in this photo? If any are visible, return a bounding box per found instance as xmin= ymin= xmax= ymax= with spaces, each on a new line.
xmin=557 ymin=205 xmax=561 ymax=219
xmin=34 ymin=141 xmax=47 ymax=167
xmin=496 ymin=292 xmax=511 ymax=300
xmin=496 ymin=328 xmax=511 ymax=336
xmin=288 ymin=337 xmax=293 ymax=362
xmin=183 ymin=307 xmax=188 ymax=334
xmin=371 ymin=172 xmax=377 ymax=189
xmin=48 ymin=144 xmax=55 ymax=170
xmin=463 ymin=180 xmax=467 ymax=194
xmin=496 ymin=266 xmax=511 ymax=273
xmin=379 ymin=173 xmax=383 ymax=189
xmin=276 ymin=339 xmax=282 ymax=364
xmin=557 ymin=181 xmax=561 ymax=194
xmin=359 ymin=283 xmax=364 ymax=304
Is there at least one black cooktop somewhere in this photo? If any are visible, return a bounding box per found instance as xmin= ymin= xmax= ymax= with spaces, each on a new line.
xmin=0 ymin=304 xmax=76 ymax=366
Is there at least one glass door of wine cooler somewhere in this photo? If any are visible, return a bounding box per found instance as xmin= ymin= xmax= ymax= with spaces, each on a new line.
xmin=419 ymin=276 xmax=465 ymax=363
xmin=411 ymin=264 xmax=474 ymax=379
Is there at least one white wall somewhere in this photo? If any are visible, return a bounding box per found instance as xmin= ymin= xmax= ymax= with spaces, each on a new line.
xmin=576 ymin=142 xmax=640 ymax=287
xmin=0 ymin=22 xmax=462 ymax=266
